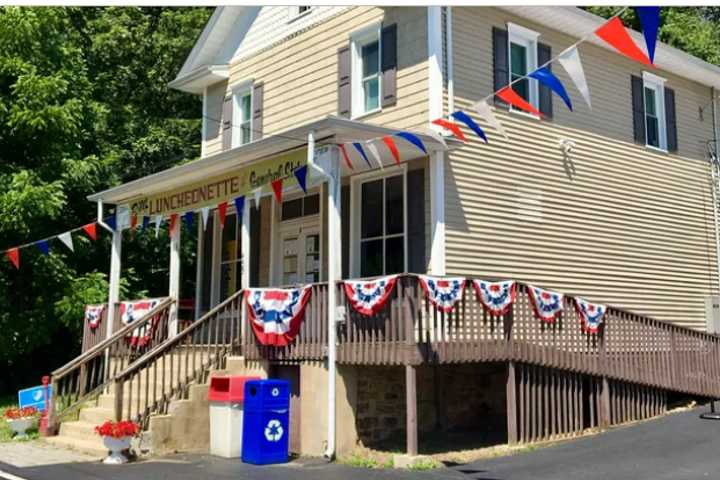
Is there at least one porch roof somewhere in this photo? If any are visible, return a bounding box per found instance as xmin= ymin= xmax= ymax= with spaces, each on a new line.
xmin=87 ymin=116 xmax=459 ymax=205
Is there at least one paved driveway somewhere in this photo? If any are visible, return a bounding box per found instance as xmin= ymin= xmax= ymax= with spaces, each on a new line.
xmin=1 ymin=406 xmax=718 ymax=480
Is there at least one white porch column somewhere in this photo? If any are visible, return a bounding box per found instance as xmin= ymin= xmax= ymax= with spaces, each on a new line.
xmin=194 ymin=221 xmax=203 ymax=320
xmin=168 ymin=222 xmax=182 ymax=336
xmin=427 ymin=6 xmax=444 ymax=124
xmin=240 ymin=199 xmax=251 ymax=342
xmin=325 ymin=144 xmax=341 ymax=459
xmin=98 ymin=201 xmax=121 ymax=340
xmin=430 ymin=149 xmax=446 ymax=275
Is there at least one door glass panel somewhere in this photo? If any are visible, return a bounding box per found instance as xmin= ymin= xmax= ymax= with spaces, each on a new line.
xmin=385 ymin=175 xmax=404 ymax=235
xmin=360 ymin=239 xmax=383 ymax=277
xmin=220 ymin=214 xmax=240 ymax=300
xmin=304 ymin=233 xmax=320 ymax=283
xmin=282 ymin=236 xmax=299 ymax=285
xmin=385 ymin=236 xmax=404 ymax=274
xmin=200 ymin=216 xmax=214 ymax=314
xmin=361 ymin=180 xmax=383 ymax=238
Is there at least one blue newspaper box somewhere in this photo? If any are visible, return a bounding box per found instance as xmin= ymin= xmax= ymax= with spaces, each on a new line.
xmin=241 ymin=379 xmax=290 ymax=465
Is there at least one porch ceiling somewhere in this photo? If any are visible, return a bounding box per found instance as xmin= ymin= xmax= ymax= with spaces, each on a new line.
xmin=88 ymin=116 xmax=460 ymax=205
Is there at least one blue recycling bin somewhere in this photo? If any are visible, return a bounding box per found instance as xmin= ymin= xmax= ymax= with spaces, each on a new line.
xmin=241 ymin=379 xmax=290 ymax=465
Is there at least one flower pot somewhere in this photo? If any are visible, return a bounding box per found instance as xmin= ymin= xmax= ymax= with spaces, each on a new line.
xmin=7 ymin=417 xmax=34 ymax=440
xmin=102 ymin=436 xmax=132 ymax=465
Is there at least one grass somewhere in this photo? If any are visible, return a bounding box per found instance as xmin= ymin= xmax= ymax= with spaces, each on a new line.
xmin=408 ymin=458 xmax=441 ymax=471
xmin=0 ymin=394 xmax=40 ymax=442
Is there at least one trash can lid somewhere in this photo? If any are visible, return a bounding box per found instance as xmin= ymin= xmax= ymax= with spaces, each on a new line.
xmin=208 ymin=375 xmax=260 ymax=403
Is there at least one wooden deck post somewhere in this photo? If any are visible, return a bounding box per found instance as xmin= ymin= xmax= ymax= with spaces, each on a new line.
xmin=406 ymin=364 xmax=418 ymax=456
xmin=600 ymin=376 xmax=611 ymax=427
xmin=507 ymin=361 xmax=518 ymax=444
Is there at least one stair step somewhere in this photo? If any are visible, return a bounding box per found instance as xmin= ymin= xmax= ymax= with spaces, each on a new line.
xmin=79 ymin=406 xmax=115 ymax=424
xmin=44 ymin=435 xmax=108 ymax=458
xmin=59 ymin=420 xmax=102 ymax=438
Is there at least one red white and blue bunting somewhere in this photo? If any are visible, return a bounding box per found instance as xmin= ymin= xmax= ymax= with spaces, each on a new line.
xmin=85 ymin=304 xmax=105 ymax=330
xmin=527 ymin=285 xmax=565 ymax=323
xmin=344 ymin=275 xmax=398 ymax=316
xmin=418 ymin=275 xmax=466 ymax=313
xmin=119 ymin=298 xmax=161 ymax=346
xmin=575 ymin=297 xmax=607 ymax=334
xmin=245 ymin=287 xmax=312 ymax=347
xmin=472 ymin=279 xmax=517 ymax=316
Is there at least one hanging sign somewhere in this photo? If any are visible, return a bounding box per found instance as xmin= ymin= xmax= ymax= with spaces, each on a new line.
xmin=126 ymin=148 xmax=307 ymax=217
xmin=246 ymin=287 xmax=312 ymax=346
xmin=344 ymin=275 xmax=398 ymax=316
xmin=418 ymin=275 xmax=466 ymax=313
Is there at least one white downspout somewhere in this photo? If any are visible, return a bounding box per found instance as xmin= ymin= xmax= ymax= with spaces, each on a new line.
xmin=446 ymin=7 xmax=454 ymax=116
xmin=427 ymin=6 xmax=443 ymax=127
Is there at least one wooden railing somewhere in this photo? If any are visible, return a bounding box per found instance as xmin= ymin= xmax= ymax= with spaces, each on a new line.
xmin=48 ymin=298 xmax=174 ymax=432
xmin=111 ymin=290 xmax=243 ymax=427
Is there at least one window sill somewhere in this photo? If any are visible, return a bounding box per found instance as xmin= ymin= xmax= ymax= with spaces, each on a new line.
xmin=645 ymin=144 xmax=669 ymax=155
xmin=508 ymin=107 xmax=542 ymax=122
xmin=287 ymin=10 xmax=312 ymax=24
xmin=351 ymin=107 xmax=382 ymax=121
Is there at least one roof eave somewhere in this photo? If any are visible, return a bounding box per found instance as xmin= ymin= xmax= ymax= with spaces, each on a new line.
xmin=168 ymin=64 xmax=230 ymax=94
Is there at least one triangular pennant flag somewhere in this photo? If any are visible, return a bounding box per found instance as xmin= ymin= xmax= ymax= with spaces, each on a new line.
xmin=234 ymin=196 xmax=246 ymax=222
xmin=201 ymin=207 xmax=210 ymax=231
xmin=472 ymin=100 xmax=509 ymax=138
xmin=396 ymin=132 xmax=427 ymax=154
xmin=184 ymin=211 xmax=194 ymax=231
xmin=218 ymin=202 xmax=228 ymax=229
xmin=293 ymin=166 xmax=308 ymax=194
xmin=595 ymin=17 xmax=652 ymax=66
xmin=450 ymin=111 xmax=488 ymax=143
xmin=635 ymin=7 xmax=660 ymax=64
xmin=558 ymin=47 xmax=592 ymax=109
xmin=82 ymin=223 xmax=97 ymax=241
xmin=130 ymin=213 xmax=138 ymax=230
xmin=366 ymin=142 xmax=384 ymax=170
xmin=106 ymin=214 xmax=117 ymax=232
xmin=154 ymin=215 xmax=163 ymax=238
xmin=339 ymin=144 xmax=353 ymax=170
xmin=169 ymin=213 xmax=178 ymax=235
xmin=432 ymin=118 xmax=467 ymax=142
xmin=382 ymin=136 xmax=401 ymax=165
xmin=6 ymin=248 xmax=19 ymax=269
xmin=496 ymin=87 xmax=543 ymax=117
xmin=528 ymin=67 xmax=573 ymax=111
xmin=58 ymin=232 xmax=74 ymax=252
xmin=36 ymin=240 xmax=49 ymax=256
xmin=142 ymin=216 xmax=150 ymax=232
xmin=254 ymin=189 xmax=262 ymax=210
xmin=421 ymin=127 xmax=448 ymax=149
xmin=352 ymin=142 xmax=372 ymax=168
xmin=271 ymin=179 xmax=283 ymax=204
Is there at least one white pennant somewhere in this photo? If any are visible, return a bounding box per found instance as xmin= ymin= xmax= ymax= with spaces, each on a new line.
xmin=201 ymin=207 xmax=210 ymax=231
xmin=558 ymin=46 xmax=592 ymax=109
xmin=254 ymin=188 xmax=262 ymax=210
xmin=472 ymin=99 xmax=509 ymax=139
xmin=421 ymin=127 xmax=448 ymax=149
xmin=154 ymin=215 xmax=163 ymax=238
xmin=366 ymin=142 xmax=384 ymax=170
xmin=58 ymin=232 xmax=74 ymax=252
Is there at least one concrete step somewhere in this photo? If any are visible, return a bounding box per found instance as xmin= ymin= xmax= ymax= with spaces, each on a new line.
xmin=44 ymin=434 xmax=108 ymax=458
xmin=79 ymin=406 xmax=115 ymax=424
xmin=58 ymin=419 xmax=100 ymax=439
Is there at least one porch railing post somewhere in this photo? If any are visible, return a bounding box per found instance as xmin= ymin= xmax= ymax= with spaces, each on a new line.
xmin=507 ymin=361 xmax=518 ymax=444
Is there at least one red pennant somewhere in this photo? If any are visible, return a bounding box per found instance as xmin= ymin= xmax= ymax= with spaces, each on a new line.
xmin=130 ymin=214 xmax=138 ymax=230
xmin=432 ymin=118 xmax=467 ymax=142
xmin=595 ymin=17 xmax=652 ymax=66
xmin=6 ymin=248 xmax=19 ymax=270
xmin=169 ymin=213 xmax=178 ymax=235
xmin=496 ymin=87 xmax=543 ymax=117
xmin=339 ymin=144 xmax=353 ymax=170
xmin=271 ymin=179 xmax=283 ymax=204
xmin=382 ymin=136 xmax=401 ymax=165
xmin=82 ymin=223 xmax=97 ymax=241
xmin=218 ymin=202 xmax=228 ymax=229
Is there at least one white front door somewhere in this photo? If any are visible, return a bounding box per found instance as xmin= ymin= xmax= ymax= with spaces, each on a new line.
xmin=279 ymin=224 xmax=321 ymax=286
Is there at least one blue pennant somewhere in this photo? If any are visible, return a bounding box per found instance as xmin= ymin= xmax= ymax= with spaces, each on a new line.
xmin=142 ymin=216 xmax=150 ymax=232
xmin=234 ymin=196 xmax=245 ymax=221
xmin=353 ymin=142 xmax=372 ymax=167
xmin=451 ymin=111 xmax=488 ymax=143
xmin=184 ymin=211 xmax=194 ymax=231
xmin=395 ymin=132 xmax=427 ymax=154
xmin=294 ymin=165 xmax=308 ymax=194
xmin=529 ymin=67 xmax=573 ymax=111
xmin=36 ymin=240 xmax=49 ymax=255
xmin=106 ymin=214 xmax=117 ymax=231
xmin=635 ymin=7 xmax=660 ymax=64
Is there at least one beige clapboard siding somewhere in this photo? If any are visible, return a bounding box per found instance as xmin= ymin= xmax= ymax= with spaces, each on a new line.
xmin=446 ymin=7 xmax=718 ymax=330
xmin=200 ymin=6 xmax=428 ymax=157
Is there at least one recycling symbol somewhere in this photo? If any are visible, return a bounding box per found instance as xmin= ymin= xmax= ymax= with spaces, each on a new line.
xmin=264 ymin=419 xmax=284 ymax=442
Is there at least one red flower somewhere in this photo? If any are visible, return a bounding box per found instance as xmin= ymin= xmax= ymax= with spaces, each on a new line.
xmin=4 ymin=407 xmax=38 ymax=420
xmin=94 ymin=420 xmax=140 ymax=438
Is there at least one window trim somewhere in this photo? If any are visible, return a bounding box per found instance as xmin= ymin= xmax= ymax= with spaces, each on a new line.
xmin=642 ymin=71 xmax=668 ymax=152
xmin=231 ymin=82 xmax=253 ymax=148
xmin=507 ymin=22 xmax=540 ymax=116
xmin=349 ymin=165 xmax=408 ymax=278
xmin=288 ymin=6 xmax=312 ymax=23
xmin=350 ymin=23 xmax=382 ymax=119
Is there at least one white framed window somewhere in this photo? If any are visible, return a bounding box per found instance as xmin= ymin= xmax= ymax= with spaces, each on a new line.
xmin=288 ymin=6 xmax=312 ymax=22
xmin=643 ymin=71 xmax=667 ymax=151
xmin=351 ymin=24 xmax=382 ymax=118
xmin=508 ymin=23 xmax=540 ymax=112
xmin=350 ymin=168 xmax=407 ymax=277
xmin=232 ymin=86 xmax=252 ymax=148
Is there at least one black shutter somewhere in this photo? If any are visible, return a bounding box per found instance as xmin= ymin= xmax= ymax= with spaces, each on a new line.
xmin=222 ymin=96 xmax=233 ymax=150
xmin=538 ymin=42 xmax=553 ymax=119
xmin=407 ymin=168 xmax=426 ymax=274
xmin=631 ymin=75 xmax=646 ymax=145
xmin=341 ymin=185 xmax=350 ymax=279
xmin=337 ymin=46 xmax=351 ymax=118
xmin=492 ymin=27 xmax=509 ymax=108
xmin=665 ymin=87 xmax=678 ymax=152
xmin=252 ymin=83 xmax=264 ymax=140
xmin=381 ymin=23 xmax=398 ymax=108
xmin=250 ymin=203 xmax=261 ymax=287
